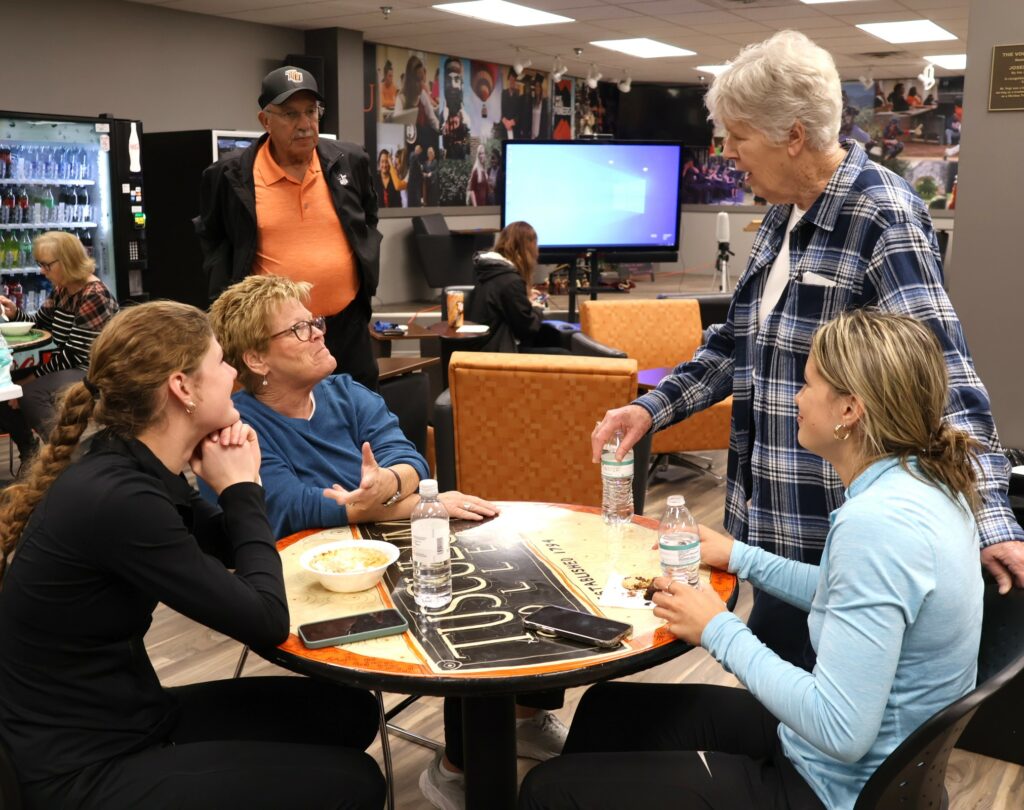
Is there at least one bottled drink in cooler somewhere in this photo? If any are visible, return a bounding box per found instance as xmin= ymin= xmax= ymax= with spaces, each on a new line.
xmin=9 ymin=278 xmax=23 ymax=311
xmin=3 ymin=234 xmax=18 ymax=270
xmin=68 ymin=187 xmax=79 ymax=222
xmin=19 ymin=232 xmax=32 ymax=268
xmin=16 ymin=188 xmax=29 ymax=224
xmin=79 ymin=228 xmax=94 ymax=257
xmin=601 ymin=429 xmax=634 ymax=525
xmin=0 ymin=188 xmax=13 ymax=224
xmin=78 ymin=187 xmax=90 ymax=222
xmin=42 ymin=188 xmax=55 ymax=223
xmin=411 ymin=478 xmax=452 ymax=609
xmin=658 ymin=495 xmax=701 ymax=586
xmin=57 ymin=187 xmax=67 ymax=223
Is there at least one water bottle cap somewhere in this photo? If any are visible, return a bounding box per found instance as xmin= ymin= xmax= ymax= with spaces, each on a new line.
xmin=667 ymin=495 xmax=686 ymax=507
xmin=419 ymin=478 xmax=439 ymax=497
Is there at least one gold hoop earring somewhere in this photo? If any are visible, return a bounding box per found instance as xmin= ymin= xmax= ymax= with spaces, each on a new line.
xmin=185 ymin=400 xmax=197 ymax=416
xmin=833 ymin=423 xmax=851 ymax=441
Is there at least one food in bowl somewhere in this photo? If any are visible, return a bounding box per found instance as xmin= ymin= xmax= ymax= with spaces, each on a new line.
xmin=0 ymin=322 xmax=35 ymax=336
xmin=299 ymin=540 xmax=400 ymax=593
xmin=308 ymin=546 xmax=390 ymax=575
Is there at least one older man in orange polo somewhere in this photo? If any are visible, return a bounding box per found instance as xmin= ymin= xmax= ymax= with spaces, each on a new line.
xmin=197 ymin=66 xmax=382 ymax=389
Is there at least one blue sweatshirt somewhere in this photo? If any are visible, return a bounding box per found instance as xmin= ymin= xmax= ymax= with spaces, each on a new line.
xmin=702 ymin=457 xmax=983 ymax=810
xmin=228 ymin=375 xmax=429 ymax=538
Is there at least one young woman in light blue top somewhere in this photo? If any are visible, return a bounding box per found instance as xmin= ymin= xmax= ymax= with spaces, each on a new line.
xmin=520 ymin=310 xmax=985 ymax=810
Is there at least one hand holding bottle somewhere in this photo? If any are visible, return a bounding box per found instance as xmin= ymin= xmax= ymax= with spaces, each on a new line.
xmin=697 ymin=524 xmax=735 ymax=571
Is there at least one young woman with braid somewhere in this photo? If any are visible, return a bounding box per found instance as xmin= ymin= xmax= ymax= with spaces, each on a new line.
xmin=0 ymin=301 xmax=384 ymax=810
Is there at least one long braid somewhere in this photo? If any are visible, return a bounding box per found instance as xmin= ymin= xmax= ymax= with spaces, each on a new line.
xmin=0 ymin=383 xmax=95 ymax=579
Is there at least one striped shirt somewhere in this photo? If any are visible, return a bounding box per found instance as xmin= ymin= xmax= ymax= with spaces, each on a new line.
xmin=17 ymin=280 xmax=118 ymax=376
xmin=635 ymin=142 xmax=1021 ymax=561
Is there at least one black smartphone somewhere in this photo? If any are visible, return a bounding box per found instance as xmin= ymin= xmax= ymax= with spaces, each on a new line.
xmin=523 ymin=606 xmax=632 ymax=648
xmin=298 ymin=609 xmax=408 ymax=649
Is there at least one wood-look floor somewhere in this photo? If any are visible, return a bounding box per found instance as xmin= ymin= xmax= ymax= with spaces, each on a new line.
xmin=137 ymin=452 xmax=1022 ymax=809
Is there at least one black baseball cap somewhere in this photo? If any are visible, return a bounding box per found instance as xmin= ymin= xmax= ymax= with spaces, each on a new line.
xmin=259 ymin=66 xmax=323 ymax=109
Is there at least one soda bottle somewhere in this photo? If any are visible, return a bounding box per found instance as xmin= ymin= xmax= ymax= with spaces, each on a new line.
xmin=78 ymin=187 xmax=90 ymax=222
xmin=410 ymin=478 xmax=452 ymax=609
xmin=3 ymin=234 xmax=17 ymax=270
xmin=0 ymin=188 xmax=13 ymax=225
xmin=16 ymin=188 xmax=29 ymax=224
xmin=601 ymin=429 xmax=634 ymax=525
xmin=19 ymin=232 xmax=32 ymax=268
xmin=56 ymin=187 xmax=67 ymax=223
xmin=658 ymin=495 xmax=701 ymax=586
xmin=41 ymin=188 xmax=55 ymax=223
xmin=68 ymin=187 xmax=79 ymax=222
xmin=9 ymin=277 xmax=23 ymax=310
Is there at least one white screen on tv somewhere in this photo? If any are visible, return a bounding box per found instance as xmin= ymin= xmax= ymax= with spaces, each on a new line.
xmin=502 ymin=142 xmax=682 ymax=250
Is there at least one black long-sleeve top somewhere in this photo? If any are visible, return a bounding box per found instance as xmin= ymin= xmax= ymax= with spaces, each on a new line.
xmin=464 ymin=252 xmax=543 ymax=353
xmin=0 ymin=432 xmax=287 ymax=782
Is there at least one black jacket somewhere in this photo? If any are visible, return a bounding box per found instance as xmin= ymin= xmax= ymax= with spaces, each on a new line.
xmin=195 ymin=135 xmax=382 ymax=307
xmin=0 ymin=432 xmax=285 ymax=782
xmin=464 ymin=252 xmax=542 ymax=353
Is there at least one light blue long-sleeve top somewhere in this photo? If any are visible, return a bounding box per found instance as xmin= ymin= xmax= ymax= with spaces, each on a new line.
xmin=223 ymin=375 xmax=429 ymax=538
xmin=702 ymin=456 xmax=983 ymax=809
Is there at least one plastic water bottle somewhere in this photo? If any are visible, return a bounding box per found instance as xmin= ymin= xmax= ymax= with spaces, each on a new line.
xmin=601 ymin=430 xmax=634 ymax=525
xmin=659 ymin=495 xmax=701 ymax=586
xmin=411 ymin=479 xmax=452 ymax=609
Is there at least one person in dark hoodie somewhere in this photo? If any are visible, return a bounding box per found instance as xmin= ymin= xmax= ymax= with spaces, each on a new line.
xmin=464 ymin=220 xmax=565 ymax=354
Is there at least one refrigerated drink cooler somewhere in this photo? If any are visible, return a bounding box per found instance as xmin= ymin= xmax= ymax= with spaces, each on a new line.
xmin=0 ymin=110 xmax=148 ymax=307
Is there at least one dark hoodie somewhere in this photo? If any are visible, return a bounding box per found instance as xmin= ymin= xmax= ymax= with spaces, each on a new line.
xmin=464 ymin=251 xmax=543 ymax=353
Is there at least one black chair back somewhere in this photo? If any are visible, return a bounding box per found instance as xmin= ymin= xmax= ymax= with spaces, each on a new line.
xmin=411 ymin=215 xmax=478 ymax=289
xmin=655 ymin=293 xmax=733 ymax=329
xmin=853 ymin=578 xmax=1024 ymax=809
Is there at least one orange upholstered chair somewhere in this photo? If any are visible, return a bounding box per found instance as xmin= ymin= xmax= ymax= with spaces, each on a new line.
xmin=439 ymin=351 xmax=651 ymax=509
xmin=575 ymin=299 xmax=732 ymax=480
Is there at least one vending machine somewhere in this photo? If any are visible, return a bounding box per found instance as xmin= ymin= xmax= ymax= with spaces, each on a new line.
xmin=0 ymin=110 xmax=148 ymax=308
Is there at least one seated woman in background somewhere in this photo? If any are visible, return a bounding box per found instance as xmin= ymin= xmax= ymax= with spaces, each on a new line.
xmin=465 ymin=221 xmax=566 ymax=355
xmin=208 ymin=274 xmax=497 ymax=537
xmin=0 ymin=230 xmax=117 ymax=462
xmin=0 ymin=301 xmax=384 ymax=810
xmin=521 ymin=310 xmax=984 ymax=810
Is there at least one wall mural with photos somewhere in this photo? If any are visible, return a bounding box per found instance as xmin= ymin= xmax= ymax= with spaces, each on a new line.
xmin=366 ymin=44 xmax=575 ymax=208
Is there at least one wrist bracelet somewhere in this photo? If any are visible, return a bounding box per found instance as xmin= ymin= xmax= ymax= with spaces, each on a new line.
xmin=381 ymin=467 xmax=403 ymax=507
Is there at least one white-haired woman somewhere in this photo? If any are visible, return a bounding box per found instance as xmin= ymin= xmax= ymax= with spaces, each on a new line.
xmin=525 ymin=310 xmax=984 ymax=810
xmin=592 ymin=30 xmax=1021 ymax=671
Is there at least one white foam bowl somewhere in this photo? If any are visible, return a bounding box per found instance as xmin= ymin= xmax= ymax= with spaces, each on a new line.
xmin=299 ymin=539 xmax=400 ymax=593
xmin=0 ymin=322 xmax=34 ymax=336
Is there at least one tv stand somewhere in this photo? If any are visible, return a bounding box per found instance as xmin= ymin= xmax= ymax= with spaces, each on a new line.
xmin=567 ymin=251 xmax=630 ymax=323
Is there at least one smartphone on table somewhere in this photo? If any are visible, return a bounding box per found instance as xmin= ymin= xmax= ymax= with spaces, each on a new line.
xmin=523 ymin=606 xmax=632 ymax=648
xmin=298 ymin=609 xmax=408 ymax=649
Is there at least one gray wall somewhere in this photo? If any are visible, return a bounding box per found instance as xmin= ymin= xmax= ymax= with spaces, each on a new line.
xmin=3 ymin=0 xmax=302 ymax=132
xmin=949 ymin=0 xmax=1024 ymax=447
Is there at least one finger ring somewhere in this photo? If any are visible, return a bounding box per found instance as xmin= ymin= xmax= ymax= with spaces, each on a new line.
xmin=463 ymin=502 xmax=473 ymax=510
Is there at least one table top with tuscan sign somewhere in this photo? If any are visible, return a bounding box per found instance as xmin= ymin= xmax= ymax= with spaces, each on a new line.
xmin=259 ymin=502 xmax=736 ymax=695
xmin=258 ymin=502 xmax=736 ymax=809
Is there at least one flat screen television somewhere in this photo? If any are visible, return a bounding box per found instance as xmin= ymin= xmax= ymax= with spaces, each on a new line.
xmin=501 ymin=140 xmax=683 ymax=260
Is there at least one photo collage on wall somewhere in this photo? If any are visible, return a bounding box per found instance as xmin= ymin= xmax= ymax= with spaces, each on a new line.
xmin=368 ymin=46 xmax=576 ymax=208
xmin=677 ymin=76 xmax=963 ymax=209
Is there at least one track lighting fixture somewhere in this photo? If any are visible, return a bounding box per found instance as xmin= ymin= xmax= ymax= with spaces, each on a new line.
xmin=586 ymin=63 xmax=602 ymax=89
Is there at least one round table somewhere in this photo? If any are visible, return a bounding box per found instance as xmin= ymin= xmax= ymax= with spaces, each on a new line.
xmin=258 ymin=503 xmax=737 ymax=808
xmin=4 ymin=328 xmax=52 ymax=354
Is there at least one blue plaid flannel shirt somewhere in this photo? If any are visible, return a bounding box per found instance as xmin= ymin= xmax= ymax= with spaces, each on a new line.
xmin=636 ymin=143 xmax=1021 ymax=562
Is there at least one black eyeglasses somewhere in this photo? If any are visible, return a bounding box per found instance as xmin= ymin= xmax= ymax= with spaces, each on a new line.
xmin=36 ymin=259 xmax=59 ymax=271
xmin=269 ymin=316 xmax=327 ymax=342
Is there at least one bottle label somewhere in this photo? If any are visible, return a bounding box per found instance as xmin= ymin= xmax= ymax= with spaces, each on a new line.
xmin=601 ymin=453 xmax=634 ymax=479
xmin=412 ymin=517 xmax=450 ymax=565
xmin=659 ymin=532 xmax=700 ymax=567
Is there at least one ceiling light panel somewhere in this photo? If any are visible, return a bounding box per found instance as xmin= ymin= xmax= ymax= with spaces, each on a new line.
xmin=856 ymin=20 xmax=957 ymax=44
xmin=590 ymin=38 xmax=696 ymax=59
xmin=432 ymin=1 xmax=574 ymax=27
xmin=925 ymin=53 xmax=967 ymax=70
xmin=695 ymin=64 xmax=730 ymax=76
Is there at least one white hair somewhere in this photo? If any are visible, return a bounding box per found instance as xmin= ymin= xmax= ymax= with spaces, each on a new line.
xmin=705 ymin=30 xmax=842 ymax=151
